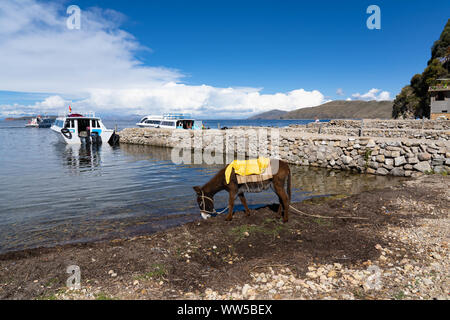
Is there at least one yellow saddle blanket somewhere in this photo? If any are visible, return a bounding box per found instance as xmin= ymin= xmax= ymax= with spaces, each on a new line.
xmin=225 ymin=157 xmax=271 ymax=184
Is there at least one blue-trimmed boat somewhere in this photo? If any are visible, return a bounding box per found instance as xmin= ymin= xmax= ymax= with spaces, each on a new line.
xmin=51 ymin=112 xmax=115 ymax=144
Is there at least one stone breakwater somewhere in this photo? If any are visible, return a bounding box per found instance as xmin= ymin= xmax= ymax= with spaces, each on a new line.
xmin=119 ymin=121 xmax=450 ymax=177
xmin=319 ymin=119 xmax=450 ymax=130
xmin=290 ymin=119 xmax=450 ymax=140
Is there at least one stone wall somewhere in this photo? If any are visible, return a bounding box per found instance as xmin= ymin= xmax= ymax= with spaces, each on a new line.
xmin=118 ymin=127 xmax=450 ymax=177
xmin=317 ymin=119 xmax=450 ymax=130
xmin=289 ymin=119 xmax=450 ymax=140
xmin=305 ymin=127 xmax=449 ymax=140
xmin=278 ymin=134 xmax=449 ymax=177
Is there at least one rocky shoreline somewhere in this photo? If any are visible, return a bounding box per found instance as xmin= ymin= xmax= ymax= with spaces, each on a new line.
xmin=0 ymin=174 xmax=448 ymax=300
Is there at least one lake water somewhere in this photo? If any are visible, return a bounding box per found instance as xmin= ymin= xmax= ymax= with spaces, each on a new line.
xmin=0 ymin=119 xmax=402 ymax=254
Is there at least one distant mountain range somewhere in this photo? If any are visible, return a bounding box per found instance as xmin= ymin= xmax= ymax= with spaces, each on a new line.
xmin=2 ymin=114 xmax=141 ymax=121
xmin=248 ymin=109 xmax=288 ymax=120
xmin=3 ymin=115 xmax=57 ymax=121
xmin=249 ymin=100 xmax=394 ymax=120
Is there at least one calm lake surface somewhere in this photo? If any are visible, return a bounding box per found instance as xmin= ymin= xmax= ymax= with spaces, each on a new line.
xmin=0 ymin=119 xmax=402 ymax=254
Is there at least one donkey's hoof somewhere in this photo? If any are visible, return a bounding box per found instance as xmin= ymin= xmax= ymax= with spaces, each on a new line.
xmin=225 ymin=216 xmax=233 ymax=221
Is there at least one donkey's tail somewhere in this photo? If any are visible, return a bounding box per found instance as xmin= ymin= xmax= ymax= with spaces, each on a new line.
xmin=287 ymin=168 xmax=292 ymax=202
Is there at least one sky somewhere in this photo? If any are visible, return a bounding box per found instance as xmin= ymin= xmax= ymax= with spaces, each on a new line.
xmin=0 ymin=0 xmax=449 ymax=119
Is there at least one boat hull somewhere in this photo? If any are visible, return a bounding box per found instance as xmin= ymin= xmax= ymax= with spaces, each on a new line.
xmin=51 ymin=126 xmax=80 ymax=144
xmin=51 ymin=126 xmax=114 ymax=145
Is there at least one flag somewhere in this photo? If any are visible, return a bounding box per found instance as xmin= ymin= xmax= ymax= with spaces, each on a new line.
xmin=69 ymin=105 xmax=72 ymax=113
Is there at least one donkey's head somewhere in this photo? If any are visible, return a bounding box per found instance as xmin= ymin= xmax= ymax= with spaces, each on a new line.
xmin=193 ymin=186 xmax=215 ymax=215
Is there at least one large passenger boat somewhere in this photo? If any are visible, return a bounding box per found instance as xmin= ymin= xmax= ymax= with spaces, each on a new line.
xmin=136 ymin=113 xmax=203 ymax=130
xmin=51 ymin=112 xmax=116 ymax=145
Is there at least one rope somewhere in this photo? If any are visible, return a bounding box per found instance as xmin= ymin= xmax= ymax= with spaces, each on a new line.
xmin=289 ymin=205 xmax=369 ymax=220
xmin=199 ymin=191 xmax=238 ymax=219
xmin=199 ymin=192 xmax=217 ymax=215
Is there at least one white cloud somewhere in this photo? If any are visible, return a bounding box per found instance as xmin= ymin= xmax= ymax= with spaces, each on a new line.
xmin=38 ymin=95 xmax=68 ymax=109
xmin=0 ymin=0 xmax=326 ymax=118
xmin=336 ymin=88 xmax=344 ymax=96
xmin=377 ymin=91 xmax=391 ymax=101
xmin=0 ymin=0 xmax=181 ymax=94
xmin=351 ymin=88 xmax=391 ymax=101
xmin=0 ymin=86 xmax=326 ymax=118
xmin=0 ymin=95 xmax=72 ymax=117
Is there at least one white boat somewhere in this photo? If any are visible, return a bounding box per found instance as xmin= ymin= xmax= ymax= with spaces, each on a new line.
xmin=25 ymin=116 xmax=55 ymax=128
xmin=26 ymin=116 xmax=53 ymax=128
xmin=136 ymin=113 xmax=203 ymax=130
xmin=25 ymin=118 xmax=40 ymax=128
xmin=51 ymin=112 xmax=115 ymax=145
xmin=136 ymin=115 xmax=164 ymax=128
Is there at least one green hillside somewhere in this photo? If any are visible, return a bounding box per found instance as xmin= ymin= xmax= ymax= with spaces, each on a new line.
xmin=393 ymin=19 xmax=450 ymax=118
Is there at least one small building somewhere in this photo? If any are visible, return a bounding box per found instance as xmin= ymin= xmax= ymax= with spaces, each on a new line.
xmin=429 ymin=79 xmax=450 ymax=120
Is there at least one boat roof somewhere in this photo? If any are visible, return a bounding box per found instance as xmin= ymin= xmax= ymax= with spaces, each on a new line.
xmin=161 ymin=118 xmax=195 ymax=121
xmin=141 ymin=118 xmax=195 ymax=122
xmin=142 ymin=115 xmax=163 ymax=119
xmin=56 ymin=111 xmax=100 ymax=119
xmin=57 ymin=116 xmax=101 ymax=120
xmin=142 ymin=113 xmax=194 ymax=120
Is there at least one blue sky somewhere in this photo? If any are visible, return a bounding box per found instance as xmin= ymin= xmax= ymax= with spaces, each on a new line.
xmin=0 ymin=0 xmax=449 ymax=118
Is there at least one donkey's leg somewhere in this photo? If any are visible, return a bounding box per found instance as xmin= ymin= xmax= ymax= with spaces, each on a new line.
xmin=238 ymin=192 xmax=251 ymax=216
xmin=276 ymin=195 xmax=283 ymax=218
xmin=282 ymin=191 xmax=290 ymax=223
xmin=274 ymin=181 xmax=289 ymax=223
xmin=225 ymin=189 xmax=237 ymax=221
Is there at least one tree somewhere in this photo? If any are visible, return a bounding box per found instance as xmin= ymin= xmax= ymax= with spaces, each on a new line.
xmin=429 ymin=19 xmax=450 ymax=65
xmin=392 ymin=86 xmax=420 ymax=119
xmin=393 ymin=19 xmax=450 ymax=118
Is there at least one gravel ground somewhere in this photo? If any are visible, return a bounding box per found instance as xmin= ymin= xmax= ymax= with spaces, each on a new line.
xmin=0 ymin=174 xmax=448 ymax=300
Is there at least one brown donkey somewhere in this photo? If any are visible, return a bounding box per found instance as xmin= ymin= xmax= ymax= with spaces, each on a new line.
xmin=193 ymin=159 xmax=291 ymax=222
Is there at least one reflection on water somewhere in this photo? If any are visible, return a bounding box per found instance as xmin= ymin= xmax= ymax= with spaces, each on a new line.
xmin=120 ymin=143 xmax=174 ymax=161
xmin=59 ymin=143 xmax=102 ymax=173
xmin=0 ymin=124 xmax=404 ymax=254
xmin=290 ymin=166 xmax=403 ymax=197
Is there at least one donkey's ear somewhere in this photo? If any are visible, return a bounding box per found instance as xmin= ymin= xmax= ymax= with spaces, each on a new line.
xmin=193 ymin=186 xmax=202 ymax=195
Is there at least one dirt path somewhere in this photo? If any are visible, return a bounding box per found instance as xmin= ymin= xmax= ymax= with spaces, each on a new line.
xmin=0 ymin=175 xmax=448 ymax=300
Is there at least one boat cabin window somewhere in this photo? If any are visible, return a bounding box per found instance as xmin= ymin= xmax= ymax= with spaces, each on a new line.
xmin=145 ymin=120 xmax=161 ymax=125
xmin=161 ymin=121 xmax=176 ymax=127
xmin=64 ymin=119 xmax=75 ymax=128
xmin=91 ymin=120 xmax=100 ymax=128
